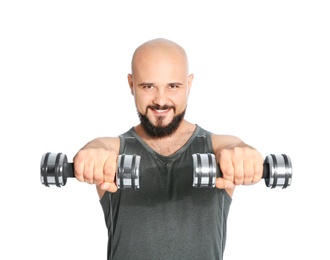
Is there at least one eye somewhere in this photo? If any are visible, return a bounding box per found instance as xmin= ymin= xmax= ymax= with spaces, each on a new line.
xmin=168 ymin=84 xmax=179 ymax=89
xmin=142 ymin=85 xmax=154 ymax=89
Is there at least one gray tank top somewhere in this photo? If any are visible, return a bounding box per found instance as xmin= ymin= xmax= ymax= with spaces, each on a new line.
xmin=100 ymin=125 xmax=232 ymax=260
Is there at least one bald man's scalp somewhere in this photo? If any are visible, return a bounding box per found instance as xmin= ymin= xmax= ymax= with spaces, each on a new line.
xmin=131 ymin=38 xmax=189 ymax=75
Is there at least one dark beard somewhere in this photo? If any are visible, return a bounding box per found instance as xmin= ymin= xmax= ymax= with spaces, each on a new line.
xmin=138 ymin=106 xmax=186 ymax=138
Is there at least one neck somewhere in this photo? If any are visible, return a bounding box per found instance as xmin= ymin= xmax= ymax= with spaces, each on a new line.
xmin=134 ymin=121 xmax=196 ymax=156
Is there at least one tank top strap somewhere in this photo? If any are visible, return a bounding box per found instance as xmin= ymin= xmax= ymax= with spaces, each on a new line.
xmin=118 ymin=132 xmax=141 ymax=155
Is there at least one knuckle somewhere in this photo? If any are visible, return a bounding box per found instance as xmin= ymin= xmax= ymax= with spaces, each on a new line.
xmin=233 ymin=168 xmax=244 ymax=185
xmin=234 ymin=175 xmax=243 ymax=184
xmin=255 ymin=168 xmax=263 ymax=179
xmin=234 ymin=179 xmax=243 ymax=185
xmin=83 ymin=166 xmax=93 ymax=183
xmin=94 ymin=174 xmax=103 ymax=184
xmin=220 ymin=167 xmax=234 ymax=182
xmin=244 ymin=168 xmax=254 ymax=179
xmin=104 ymin=162 xmax=115 ymax=175
xmin=219 ymin=148 xmax=232 ymax=159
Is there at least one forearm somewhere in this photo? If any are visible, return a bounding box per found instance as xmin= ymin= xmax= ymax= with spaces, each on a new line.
xmin=211 ymin=134 xmax=246 ymax=155
xmin=79 ymin=137 xmax=120 ymax=152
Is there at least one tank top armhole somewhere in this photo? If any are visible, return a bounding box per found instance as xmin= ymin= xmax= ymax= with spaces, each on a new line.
xmin=197 ymin=126 xmax=215 ymax=154
xmin=118 ymin=134 xmax=126 ymax=154
xmin=205 ymin=131 xmax=215 ymax=153
xmin=100 ymin=191 xmax=109 ymax=204
xmin=222 ymin=189 xmax=233 ymax=203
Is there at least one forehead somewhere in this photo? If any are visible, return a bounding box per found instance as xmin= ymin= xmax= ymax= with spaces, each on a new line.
xmin=132 ymin=48 xmax=188 ymax=80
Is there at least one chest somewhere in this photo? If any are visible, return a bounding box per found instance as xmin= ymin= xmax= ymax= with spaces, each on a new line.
xmin=145 ymin=137 xmax=190 ymax=156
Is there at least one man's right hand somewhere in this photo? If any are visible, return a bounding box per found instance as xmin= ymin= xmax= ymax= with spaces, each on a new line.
xmin=73 ymin=147 xmax=119 ymax=194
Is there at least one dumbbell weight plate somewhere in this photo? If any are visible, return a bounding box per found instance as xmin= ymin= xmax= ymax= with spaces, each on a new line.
xmin=40 ymin=152 xmax=72 ymax=187
xmin=116 ymin=154 xmax=141 ymax=190
xmin=192 ymin=153 xmax=218 ymax=188
xmin=264 ymin=154 xmax=292 ymax=189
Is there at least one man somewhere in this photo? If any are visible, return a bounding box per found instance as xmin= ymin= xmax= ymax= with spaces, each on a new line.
xmin=73 ymin=38 xmax=264 ymax=260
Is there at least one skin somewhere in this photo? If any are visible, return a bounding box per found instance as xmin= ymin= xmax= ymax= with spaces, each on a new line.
xmin=73 ymin=38 xmax=264 ymax=199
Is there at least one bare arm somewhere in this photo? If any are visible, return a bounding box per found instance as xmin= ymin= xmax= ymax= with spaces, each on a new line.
xmin=212 ymin=134 xmax=264 ymax=197
xmin=73 ymin=137 xmax=120 ymax=198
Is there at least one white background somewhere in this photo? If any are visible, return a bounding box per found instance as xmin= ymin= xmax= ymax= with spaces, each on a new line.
xmin=1 ymin=1 xmax=329 ymax=259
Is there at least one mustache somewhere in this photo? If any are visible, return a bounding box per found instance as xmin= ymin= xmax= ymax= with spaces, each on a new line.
xmin=147 ymin=104 xmax=175 ymax=110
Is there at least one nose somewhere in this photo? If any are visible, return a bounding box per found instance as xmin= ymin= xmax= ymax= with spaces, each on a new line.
xmin=152 ymin=87 xmax=168 ymax=106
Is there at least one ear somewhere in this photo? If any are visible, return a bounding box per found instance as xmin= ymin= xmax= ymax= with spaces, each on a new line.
xmin=127 ymin=74 xmax=134 ymax=95
xmin=187 ymin=74 xmax=194 ymax=94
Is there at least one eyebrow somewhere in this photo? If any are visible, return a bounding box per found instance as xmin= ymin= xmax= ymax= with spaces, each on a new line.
xmin=168 ymin=82 xmax=183 ymax=86
xmin=138 ymin=82 xmax=184 ymax=86
xmin=138 ymin=82 xmax=154 ymax=86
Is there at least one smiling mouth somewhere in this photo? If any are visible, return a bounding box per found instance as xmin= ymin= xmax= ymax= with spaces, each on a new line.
xmin=153 ymin=109 xmax=169 ymax=114
xmin=147 ymin=105 xmax=175 ymax=115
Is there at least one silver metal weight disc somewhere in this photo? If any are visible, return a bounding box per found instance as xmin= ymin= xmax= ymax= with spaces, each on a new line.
xmin=192 ymin=153 xmax=217 ymax=188
xmin=116 ymin=154 xmax=141 ymax=189
xmin=40 ymin=153 xmax=67 ymax=187
xmin=264 ymin=154 xmax=292 ymax=189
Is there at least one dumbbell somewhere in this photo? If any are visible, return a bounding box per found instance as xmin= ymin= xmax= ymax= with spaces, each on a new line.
xmin=40 ymin=152 xmax=141 ymax=189
xmin=192 ymin=153 xmax=292 ymax=189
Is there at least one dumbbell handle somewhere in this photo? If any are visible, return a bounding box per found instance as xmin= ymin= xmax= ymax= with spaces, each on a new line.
xmin=63 ymin=163 xmax=74 ymax=178
xmin=48 ymin=163 xmax=273 ymax=188
xmin=47 ymin=160 xmax=279 ymax=184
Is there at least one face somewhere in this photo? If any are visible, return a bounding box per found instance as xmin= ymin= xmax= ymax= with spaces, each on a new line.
xmin=128 ymin=48 xmax=194 ymax=138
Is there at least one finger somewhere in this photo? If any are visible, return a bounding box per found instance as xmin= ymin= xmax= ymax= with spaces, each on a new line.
xmin=93 ymin=158 xmax=104 ymax=185
xmin=103 ymin=155 xmax=117 ymax=184
xmin=74 ymin=159 xmax=85 ymax=182
xmin=251 ymin=160 xmax=264 ymax=183
xmin=215 ymin=177 xmax=235 ymax=189
xmin=233 ymin=158 xmax=244 ymax=185
xmin=100 ymin=182 xmax=118 ymax=193
xmin=219 ymin=153 xmax=234 ymax=183
xmin=74 ymin=151 xmax=93 ymax=183
xmin=242 ymin=160 xmax=254 ymax=185
xmin=83 ymin=161 xmax=94 ymax=184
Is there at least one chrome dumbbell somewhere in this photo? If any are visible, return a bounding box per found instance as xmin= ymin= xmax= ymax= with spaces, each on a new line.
xmin=192 ymin=153 xmax=292 ymax=189
xmin=40 ymin=152 xmax=141 ymax=189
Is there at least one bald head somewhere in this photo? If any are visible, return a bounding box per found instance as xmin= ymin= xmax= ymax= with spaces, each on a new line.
xmin=127 ymin=38 xmax=194 ymax=138
xmin=131 ymin=38 xmax=189 ymax=76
